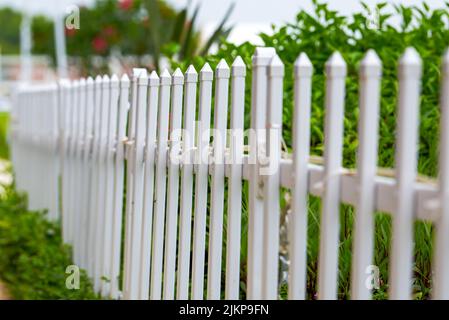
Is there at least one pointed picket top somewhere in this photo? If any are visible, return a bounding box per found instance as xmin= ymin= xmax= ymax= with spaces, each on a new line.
xmin=399 ymin=47 xmax=422 ymax=78
xmin=294 ymin=52 xmax=313 ymax=78
xmin=200 ymin=62 xmax=213 ymax=81
xmin=185 ymin=65 xmax=198 ymax=83
xmin=325 ymin=51 xmax=347 ymax=78
xmin=148 ymin=70 xmax=159 ymax=87
xmin=79 ymin=77 xmax=86 ymax=87
xmin=110 ymin=74 xmax=120 ymax=88
xmin=121 ymin=74 xmax=130 ymax=88
xmin=86 ymin=76 xmax=94 ymax=91
xmin=94 ymin=75 xmax=103 ymax=87
xmin=172 ymin=68 xmax=185 ymax=86
xmin=160 ymin=68 xmax=172 ymax=86
xmin=360 ymin=49 xmax=382 ymax=78
xmin=443 ymin=49 xmax=449 ymax=76
xmin=216 ymin=59 xmax=230 ymax=79
xmin=133 ymin=68 xmax=147 ymax=81
xmin=73 ymin=79 xmax=80 ymax=87
xmin=86 ymin=76 xmax=94 ymax=85
xmin=232 ymin=56 xmax=246 ymax=77
xmin=58 ymin=78 xmax=70 ymax=89
xmin=400 ymin=47 xmax=422 ymax=66
xmin=102 ymin=74 xmax=111 ymax=87
xmin=137 ymin=69 xmax=148 ymax=86
xmin=268 ymin=54 xmax=285 ymax=78
xmin=253 ymin=47 xmax=276 ymax=66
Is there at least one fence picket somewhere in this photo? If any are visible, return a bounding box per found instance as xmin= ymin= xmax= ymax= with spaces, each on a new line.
xmin=289 ymin=53 xmax=313 ymax=300
xmin=59 ymin=80 xmax=70 ymax=244
xmin=100 ymin=75 xmax=120 ymax=297
xmin=67 ymin=80 xmax=79 ymax=246
xmin=82 ymin=77 xmax=94 ymax=277
xmin=262 ymin=54 xmax=284 ymax=299
xmin=95 ymin=75 xmax=111 ymax=292
xmin=225 ymin=56 xmax=246 ymax=300
xmin=351 ymin=50 xmax=382 ymax=300
xmin=74 ymin=79 xmax=86 ymax=266
xmin=207 ymin=59 xmax=230 ymax=300
xmin=138 ymin=71 xmax=159 ymax=300
xmin=110 ymin=74 xmax=130 ymax=299
xmin=191 ymin=63 xmax=213 ymax=300
xmin=163 ymin=68 xmax=184 ymax=299
xmin=389 ymin=48 xmax=422 ymax=300
xmin=89 ymin=76 xmax=102 ymax=285
xmin=174 ymin=65 xmax=199 ymax=300
xmin=128 ymin=70 xmax=149 ymax=299
xmin=433 ymin=50 xmax=449 ymax=299
xmin=247 ymin=47 xmax=275 ymax=299
xmin=122 ymin=68 xmax=145 ymax=298
xmin=150 ymin=69 xmax=171 ymax=300
xmin=317 ymin=52 xmax=347 ymax=300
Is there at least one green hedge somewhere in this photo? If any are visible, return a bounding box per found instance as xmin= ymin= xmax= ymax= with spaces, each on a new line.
xmin=0 ymin=186 xmax=97 ymax=299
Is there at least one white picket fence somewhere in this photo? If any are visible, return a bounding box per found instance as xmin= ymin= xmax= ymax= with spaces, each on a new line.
xmin=9 ymin=46 xmax=449 ymax=300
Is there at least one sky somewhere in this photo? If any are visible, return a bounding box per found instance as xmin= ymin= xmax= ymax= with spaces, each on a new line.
xmin=1 ymin=0 xmax=448 ymax=44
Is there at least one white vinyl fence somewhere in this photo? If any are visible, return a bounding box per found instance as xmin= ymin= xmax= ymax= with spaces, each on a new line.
xmin=9 ymin=46 xmax=449 ymax=300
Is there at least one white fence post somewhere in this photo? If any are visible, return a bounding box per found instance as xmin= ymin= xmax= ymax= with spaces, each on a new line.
xmin=110 ymin=74 xmax=130 ymax=300
xmin=289 ymin=52 xmax=313 ymax=300
xmin=122 ymin=68 xmax=145 ymax=299
xmin=433 ymin=49 xmax=449 ymax=299
xmin=225 ymin=56 xmax=246 ymax=300
xmin=138 ymin=71 xmax=159 ymax=300
xmin=191 ymin=63 xmax=212 ymax=300
xmin=262 ymin=54 xmax=284 ymax=300
xmin=207 ymin=59 xmax=230 ymax=300
xmin=129 ymin=70 xmax=149 ymax=299
xmin=176 ymin=65 xmax=198 ymax=299
xmin=351 ymin=50 xmax=382 ymax=300
xmin=74 ymin=79 xmax=86 ymax=266
xmin=82 ymin=77 xmax=94 ymax=275
xmin=247 ymin=47 xmax=275 ymax=300
xmin=389 ymin=48 xmax=422 ymax=300
xmin=101 ymin=74 xmax=120 ymax=297
xmin=317 ymin=52 xmax=347 ymax=300
xmin=150 ymin=69 xmax=171 ymax=300
xmin=163 ymin=68 xmax=184 ymax=300
xmin=89 ymin=76 xmax=102 ymax=283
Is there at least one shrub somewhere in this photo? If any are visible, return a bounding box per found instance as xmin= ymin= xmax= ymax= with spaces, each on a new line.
xmin=0 ymin=186 xmax=97 ymax=299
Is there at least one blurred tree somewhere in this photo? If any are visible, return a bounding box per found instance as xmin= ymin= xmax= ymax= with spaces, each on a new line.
xmin=0 ymin=8 xmax=22 ymax=54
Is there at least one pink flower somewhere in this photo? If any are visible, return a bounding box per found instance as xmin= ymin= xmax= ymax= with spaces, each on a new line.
xmin=92 ymin=36 xmax=108 ymax=54
xmin=118 ymin=0 xmax=133 ymax=11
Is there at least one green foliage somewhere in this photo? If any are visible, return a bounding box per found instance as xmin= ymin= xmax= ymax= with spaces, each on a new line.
xmin=0 ymin=8 xmax=22 ymax=54
xmin=0 ymin=8 xmax=54 ymax=57
xmin=173 ymin=1 xmax=444 ymax=299
xmin=0 ymin=112 xmax=9 ymax=160
xmin=0 ymin=187 xmax=97 ymax=299
xmin=159 ymin=0 xmax=235 ymax=69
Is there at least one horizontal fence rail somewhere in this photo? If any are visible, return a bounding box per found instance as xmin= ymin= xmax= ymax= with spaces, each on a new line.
xmin=9 ymin=47 xmax=449 ymax=300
